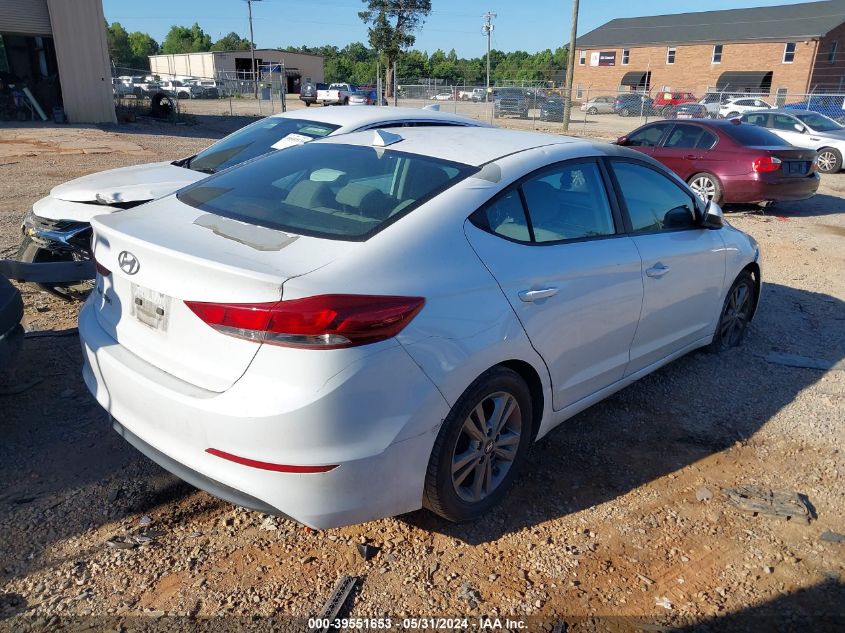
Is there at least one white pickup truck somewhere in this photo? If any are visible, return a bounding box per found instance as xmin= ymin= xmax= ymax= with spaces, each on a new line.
xmin=317 ymin=82 xmax=356 ymax=105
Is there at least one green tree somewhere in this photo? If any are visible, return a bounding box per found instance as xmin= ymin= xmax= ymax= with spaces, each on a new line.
xmin=211 ymin=32 xmax=252 ymax=52
xmin=106 ymin=22 xmax=133 ymax=68
xmin=359 ymin=0 xmax=431 ymax=96
xmin=128 ymin=31 xmax=159 ymax=70
xmin=160 ymin=23 xmax=212 ymax=54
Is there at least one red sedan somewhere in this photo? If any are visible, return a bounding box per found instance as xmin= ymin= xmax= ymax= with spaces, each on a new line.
xmin=616 ymin=119 xmax=819 ymax=205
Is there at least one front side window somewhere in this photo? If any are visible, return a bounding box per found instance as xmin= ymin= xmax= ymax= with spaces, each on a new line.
xmin=772 ymin=113 xmax=801 ymax=131
xmin=521 ymin=162 xmax=615 ymax=242
xmin=784 ymin=42 xmax=796 ymax=63
xmin=795 ymin=112 xmax=843 ymax=132
xmin=622 ymin=49 xmax=630 ymax=65
xmin=667 ymin=47 xmax=676 ymax=64
xmin=178 ymin=143 xmax=475 ymax=241
xmin=188 ymin=118 xmax=340 ymax=174
xmin=712 ymin=44 xmax=723 ymax=64
xmin=626 ymin=122 xmax=671 ymax=147
xmin=611 ymin=162 xmax=698 ymax=233
xmin=663 ymin=124 xmax=718 ymax=150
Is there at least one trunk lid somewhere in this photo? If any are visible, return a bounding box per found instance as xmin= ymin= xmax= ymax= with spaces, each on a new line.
xmin=762 ymin=147 xmax=819 ymax=177
xmin=51 ymin=161 xmax=204 ymax=204
xmin=90 ymin=195 xmax=354 ymax=392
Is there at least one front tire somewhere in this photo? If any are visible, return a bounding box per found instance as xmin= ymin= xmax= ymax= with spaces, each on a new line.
xmin=620 ymin=107 xmax=630 ymax=117
xmin=423 ymin=367 xmax=533 ymax=522
xmin=17 ymin=236 xmax=93 ymax=301
xmin=816 ymin=147 xmax=842 ymax=173
xmin=587 ymin=106 xmax=598 ymax=115
xmin=688 ymin=172 xmax=722 ymax=203
xmin=708 ymin=270 xmax=756 ymax=352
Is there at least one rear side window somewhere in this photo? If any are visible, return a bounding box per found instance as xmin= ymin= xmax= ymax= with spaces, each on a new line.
xmin=471 ymin=160 xmax=616 ymax=244
xmin=521 ymin=163 xmax=615 ymax=242
xmin=178 ymin=143 xmax=476 ymax=241
xmin=744 ymin=113 xmax=770 ymax=128
xmin=611 ymin=162 xmax=698 ymax=233
xmin=723 ymin=123 xmax=790 ymax=146
xmin=664 ymin=124 xmax=718 ymax=150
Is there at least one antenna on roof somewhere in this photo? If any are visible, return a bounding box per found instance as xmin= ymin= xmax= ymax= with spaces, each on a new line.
xmin=372 ymin=129 xmax=403 ymax=147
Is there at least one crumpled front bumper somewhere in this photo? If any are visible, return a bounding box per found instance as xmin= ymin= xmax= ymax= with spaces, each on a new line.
xmin=21 ymin=209 xmax=92 ymax=255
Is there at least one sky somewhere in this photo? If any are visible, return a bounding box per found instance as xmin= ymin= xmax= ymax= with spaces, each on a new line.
xmin=103 ymin=0 xmax=803 ymax=58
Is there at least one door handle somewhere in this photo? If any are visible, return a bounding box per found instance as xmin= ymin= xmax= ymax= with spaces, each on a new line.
xmin=684 ymin=154 xmax=701 ymax=160
xmin=518 ymin=287 xmax=558 ymax=302
xmin=646 ymin=263 xmax=670 ymax=278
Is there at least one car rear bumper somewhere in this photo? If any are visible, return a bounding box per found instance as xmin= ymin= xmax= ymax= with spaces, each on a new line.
xmin=78 ymin=300 xmax=449 ymax=528
xmin=721 ymin=172 xmax=820 ymax=204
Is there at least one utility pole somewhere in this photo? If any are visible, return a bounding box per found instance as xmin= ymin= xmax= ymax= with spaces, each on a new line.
xmin=482 ymin=11 xmax=496 ymax=100
xmin=245 ymin=0 xmax=261 ymax=99
xmin=562 ymin=0 xmax=579 ymax=132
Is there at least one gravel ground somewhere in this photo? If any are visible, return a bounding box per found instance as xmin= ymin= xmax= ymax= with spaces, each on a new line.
xmin=0 ymin=116 xmax=843 ymax=632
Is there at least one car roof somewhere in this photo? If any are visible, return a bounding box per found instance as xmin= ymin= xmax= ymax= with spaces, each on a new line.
xmin=744 ymin=108 xmax=813 ymax=116
xmin=310 ymin=126 xmax=596 ymax=167
xmin=267 ymin=106 xmax=487 ymax=130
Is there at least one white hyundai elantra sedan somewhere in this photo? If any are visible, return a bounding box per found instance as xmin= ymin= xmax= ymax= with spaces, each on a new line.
xmin=80 ymin=127 xmax=761 ymax=529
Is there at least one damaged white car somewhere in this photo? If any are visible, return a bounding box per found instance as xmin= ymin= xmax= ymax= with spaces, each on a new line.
xmin=19 ymin=107 xmax=485 ymax=298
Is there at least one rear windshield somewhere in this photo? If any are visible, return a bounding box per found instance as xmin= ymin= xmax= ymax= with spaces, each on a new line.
xmin=795 ymin=112 xmax=842 ymax=132
xmin=187 ymin=118 xmax=340 ymax=174
xmin=723 ymin=123 xmax=790 ymax=147
xmin=177 ymin=142 xmax=477 ymax=241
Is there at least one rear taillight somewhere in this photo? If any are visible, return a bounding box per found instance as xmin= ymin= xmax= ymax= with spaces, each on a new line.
xmin=95 ymin=260 xmax=111 ymax=276
xmin=752 ymin=155 xmax=782 ymax=173
xmin=185 ymin=294 xmax=425 ymax=349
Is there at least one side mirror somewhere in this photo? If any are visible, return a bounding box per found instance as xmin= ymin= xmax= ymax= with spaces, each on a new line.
xmin=794 ymin=123 xmax=806 ymax=133
xmin=702 ymin=200 xmax=724 ymax=229
xmin=616 ymin=136 xmax=628 ymax=145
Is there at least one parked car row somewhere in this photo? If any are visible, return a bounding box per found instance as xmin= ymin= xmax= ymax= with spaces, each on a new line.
xmin=7 ymin=105 xmax=763 ymax=530
xmin=113 ymin=76 xmax=221 ymax=99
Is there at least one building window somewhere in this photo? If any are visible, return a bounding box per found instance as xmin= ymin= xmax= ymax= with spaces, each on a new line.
xmin=783 ymin=42 xmax=796 ymax=63
xmin=776 ymin=87 xmax=788 ymax=106
xmin=829 ymin=41 xmax=838 ymax=64
xmin=666 ymin=47 xmax=676 ymax=64
xmin=576 ymin=84 xmax=583 ymax=99
xmin=712 ymin=44 xmax=723 ymax=64
xmin=622 ymin=49 xmax=630 ymax=65
xmin=579 ymin=49 xmax=585 ymax=65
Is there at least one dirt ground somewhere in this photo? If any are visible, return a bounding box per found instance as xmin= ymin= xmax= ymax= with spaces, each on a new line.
xmin=0 ymin=115 xmax=843 ymax=632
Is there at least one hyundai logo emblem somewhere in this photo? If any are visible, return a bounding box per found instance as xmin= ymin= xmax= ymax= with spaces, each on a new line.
xmin=118 ymin=251 xmax=140 ymax=275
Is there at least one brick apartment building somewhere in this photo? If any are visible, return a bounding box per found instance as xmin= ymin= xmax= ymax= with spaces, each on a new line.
xmin=572 ymin=0 xmax=845 ymax=100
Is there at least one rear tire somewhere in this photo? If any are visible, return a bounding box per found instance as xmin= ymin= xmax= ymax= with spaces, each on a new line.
xmin=816 ymin=147 xmax=842 ymax=173
xmin=423 ymin=367 xmax=533 ymax=522
xmin=708 ymin=270 xmax=756 ymax=353
xmin=688 ymin=172 xmax=722 ymax=204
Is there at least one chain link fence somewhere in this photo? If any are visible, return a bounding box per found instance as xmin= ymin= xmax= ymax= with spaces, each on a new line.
xmin=105 ymin=66 xmax=845 ymax=142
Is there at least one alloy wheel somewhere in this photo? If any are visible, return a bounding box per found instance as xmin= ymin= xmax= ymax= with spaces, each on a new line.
xmin=817 ymin=150 xmax=837 ymax=172
xmin=690 ymin=175 xmax=717 ymax=201
xmin=450 ymin=391 xmax=522 ymax=503
xmin=719 ymin=281 xmax=753 ymax=348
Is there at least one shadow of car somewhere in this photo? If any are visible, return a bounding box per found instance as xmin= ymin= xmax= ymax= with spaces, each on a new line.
xmin=0 ymin=274 xmax=24 ymax=370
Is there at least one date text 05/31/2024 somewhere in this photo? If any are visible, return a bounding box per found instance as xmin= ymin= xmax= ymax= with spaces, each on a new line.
xmin=307 ymin=617 xmax=528 ymax=630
